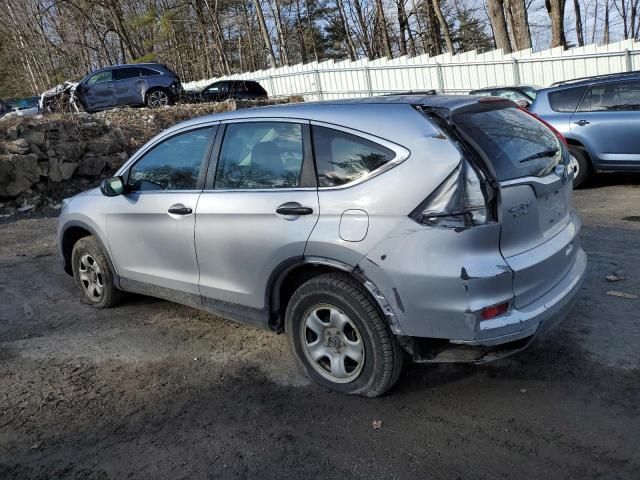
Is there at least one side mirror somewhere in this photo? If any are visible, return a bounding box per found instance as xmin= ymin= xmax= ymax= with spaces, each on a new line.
xmin=515 ymin=99 xmax=531 ymax=109
xmin=100 ymin=176 xmax=125 ymax=197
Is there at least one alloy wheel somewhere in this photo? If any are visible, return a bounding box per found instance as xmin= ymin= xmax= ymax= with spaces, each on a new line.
xmin=148 ymin=90 xmax=169 ymax=108
xmin=299 ymin=304 xmax=365 ymax=383
xmin=78 ymin=253 xmax=104 ymax=301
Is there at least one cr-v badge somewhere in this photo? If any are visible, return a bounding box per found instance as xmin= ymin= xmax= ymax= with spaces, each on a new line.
xmin=508 ymin=200 xmax=533 ymax=218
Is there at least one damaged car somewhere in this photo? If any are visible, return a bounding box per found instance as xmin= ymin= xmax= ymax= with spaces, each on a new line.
xmin=57 ymin=95 xmax=586 ymax=396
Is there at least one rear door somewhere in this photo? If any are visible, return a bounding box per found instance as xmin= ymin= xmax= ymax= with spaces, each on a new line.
xmin=570 ymin=79 xmax=640 ymax=167
xmin=113 ymin=67 xmax=143 ymax=105
xmin=195 ymin=119 xmax=318 ymax=322
xmin=453 ymin=103 xmax=578 ymax=308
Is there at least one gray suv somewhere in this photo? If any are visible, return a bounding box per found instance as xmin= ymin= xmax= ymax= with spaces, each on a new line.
xmin=58 ymin=96 xmax=587 ymax=396
xmin=75 ymin=63 xmax=182 ymax=112
xmin=530 ymin=71 xmax=640 ymax=187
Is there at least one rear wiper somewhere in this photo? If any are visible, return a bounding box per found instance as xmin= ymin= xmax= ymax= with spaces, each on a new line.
xmin=519 ymin=148 xmax=559 ymax=163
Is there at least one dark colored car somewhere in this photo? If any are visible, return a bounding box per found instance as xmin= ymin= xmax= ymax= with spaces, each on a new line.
xmin=530 ymin=71 xmax=640 ymax=187
xmin=183 ymin=80 xmax=267 ymax=103
xmin=75 ymin=63 xmax=182 ymax=112
xmin=469 ymin=85 xmax=540 ymax=108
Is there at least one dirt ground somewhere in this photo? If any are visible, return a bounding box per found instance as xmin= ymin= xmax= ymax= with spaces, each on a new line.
xmin=1 ymin=174 xmax=639 ymax=479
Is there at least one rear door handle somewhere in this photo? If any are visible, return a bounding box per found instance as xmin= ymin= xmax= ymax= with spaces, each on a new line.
xmin=276 ymin=204 xmax=313 ymax=216
xmin=168 ymin=205 xmax=192 ymax=215
xmin=574 ymin=119 xmax=590 ymax=126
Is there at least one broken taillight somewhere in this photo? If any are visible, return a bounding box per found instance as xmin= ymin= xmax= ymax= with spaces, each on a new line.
xmin=409 ymin=158 xmax=493 ymax=229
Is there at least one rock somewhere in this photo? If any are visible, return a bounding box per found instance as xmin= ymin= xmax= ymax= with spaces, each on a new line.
xmin=5 ymin=139 xmax=30 ymax=155
xmin=37 ymin=160 xmax=49 ymax=177
xmin=86 ymin=136 xmax=123 ymax=155
xmin=78 ymin=155 xmax=107 ymax=176
xmin=47 ymin=157 xmax=78 ymax=182
xmin=20 ymin=128 xmax=45 ymax=148
xmin=6 ymin=125 xmax=19 ymax=140
xmin=106 ymin=152 xmax=128 ymax=170
xmin=0 ymin=153 xmax=39 ymax=197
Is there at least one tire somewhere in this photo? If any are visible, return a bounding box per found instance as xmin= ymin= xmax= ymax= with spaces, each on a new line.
xmin=145 ymin=88 xmax=172 ymax=108
xmin=568 ymin=146 xmax=592 ymax=188
xmin=285 ymin=273 xmax=403 ymax=397
xmin=71 ymin=236 xmax=122 ymax=308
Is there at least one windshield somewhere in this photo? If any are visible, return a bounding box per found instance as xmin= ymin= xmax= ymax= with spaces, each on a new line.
xmin=453 ymin=105 xmax=563 ymax=181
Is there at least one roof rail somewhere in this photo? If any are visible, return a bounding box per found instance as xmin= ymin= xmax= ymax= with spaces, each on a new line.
xmin=551 ymin=70 xmax=640 ymax=87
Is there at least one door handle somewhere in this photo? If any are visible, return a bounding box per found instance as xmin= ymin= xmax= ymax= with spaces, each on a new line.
xmin=168 ymin=205 xmax=192 ymax=215
xmin=574 ymin=119 xmax=590 ymax=126
xmin=276 ymin=204 xmax=313 ymax=216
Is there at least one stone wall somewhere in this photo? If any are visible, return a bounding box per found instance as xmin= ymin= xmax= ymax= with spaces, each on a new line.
xmin=0 ymin=98 xmax=301 ymax=214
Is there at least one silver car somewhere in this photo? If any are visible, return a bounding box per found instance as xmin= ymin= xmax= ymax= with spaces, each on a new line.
xmin=58 ymin=96 xmax=587 ymax=396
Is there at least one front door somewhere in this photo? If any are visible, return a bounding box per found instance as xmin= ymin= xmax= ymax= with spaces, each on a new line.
xmin=570 ymin=79 xmax=640 ymax=167
xmin=82 ymin=70 xmax=116 ymax=110
xmin=195 ymin=120 xmax=319 ymax=322
xmin=106 ymin=125 xmax=217 ymax=302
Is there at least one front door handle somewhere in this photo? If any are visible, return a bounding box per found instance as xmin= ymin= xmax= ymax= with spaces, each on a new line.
xmin=276 ymin=203 xmax=313 ymax=216
xmin=574 ymin=119 xmax=590 ymax=126
xmin=168 ymin=205 xmax=192 ymax=215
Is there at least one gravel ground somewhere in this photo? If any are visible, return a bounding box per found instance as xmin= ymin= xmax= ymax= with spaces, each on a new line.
xmin=1 ymin=174 xmax=639 ymax=479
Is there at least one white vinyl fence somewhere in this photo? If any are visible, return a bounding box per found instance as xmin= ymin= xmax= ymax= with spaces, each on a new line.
xmin=183 ymin=40 xmax=640 ymax=101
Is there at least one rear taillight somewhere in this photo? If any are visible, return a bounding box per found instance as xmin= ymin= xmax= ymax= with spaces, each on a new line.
xmin=410 ymin=159 xmax=493 ymax=229
xmin=480 ymin=302 xmax=509 ymax=320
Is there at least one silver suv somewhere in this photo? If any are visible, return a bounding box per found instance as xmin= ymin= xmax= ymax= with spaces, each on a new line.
xmin=58 ymin=96 xmax=587 ymax=396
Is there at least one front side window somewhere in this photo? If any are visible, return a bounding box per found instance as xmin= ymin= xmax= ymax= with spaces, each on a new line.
xmin=87 ymin=70 xmax=113 ymax=85
xmin=128 ymin=127 xmax=215 ymax=191
xmin=548 ymin=86 xmax=586 ymax=112
xmin=312 ymin=126 xmax=395 ymax=187
xmin=578 ymin=80 xmax=640 ymax=112
xmin=215 ymin=122 xmax=304 ymax=189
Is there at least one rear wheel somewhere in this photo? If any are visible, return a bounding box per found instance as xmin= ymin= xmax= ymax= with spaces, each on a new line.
xmin=146 ymin=88 xmax=172 ymax=108
xmin=71 ymin=236 xmax=121 ymax=308
xmin=568 ymin=146 xmax=592 ymax=188
xmin=285 ymin=273 xmax=403 ymax=397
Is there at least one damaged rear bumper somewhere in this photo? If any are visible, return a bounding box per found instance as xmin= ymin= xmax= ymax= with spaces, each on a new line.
xmin=410 ymin=247 xmax=586 ymax=363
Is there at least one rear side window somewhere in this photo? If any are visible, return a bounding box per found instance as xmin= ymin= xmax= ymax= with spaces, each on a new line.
xmin=114 ymin=67 xmax=140 ymax=80
xmin=453 ymin=106 xmax=562 ymax=181
xmin=311 ymin=126 xmax=395 ymax=187
xmin=548 ymin=86 xmax=586 ymax=112
xmin=139 ymin=67 xmax=161 ymax=77
xmin=128 ymin=127 xmax=215 ymax=191
xmin=578 ymin=80 xmax=640 ymax=111
xmin=215 ymin=122 xmax=304 ymax=189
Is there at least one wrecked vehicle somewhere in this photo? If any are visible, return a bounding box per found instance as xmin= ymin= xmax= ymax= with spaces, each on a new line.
xmin=40 ymin=81 xmax=79 ymax=113
xmin=2 ymin=96 xmax=40 ymax=118
xmin=57 ymin=96 xmax=586 ymax=396
xmin=182 ymin=80 xmax=268 ymax=103
xmin=71 ymin=63 xmax=182 ymax=113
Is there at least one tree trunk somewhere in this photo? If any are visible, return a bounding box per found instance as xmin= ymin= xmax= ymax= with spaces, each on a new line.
xmin=397 ymin=0 xmax=409 ymax=56
xmin=352 ymin=0 xmax=374 ymax=59
xmin=573 ymin=0 xmax=584 ymax=46
xmin=486 ymin=0 xmax=512 ymax=53
xmin=545 ymin=0 xmax=567 ymax=48
xmin=505 ymin=0 xmax=532 ymax=50
xmin=374 ymin=0 xmax=394 ymax=58
xmin=304 ymin=0 xmax=320 ymax=61
xmin=271 ymin=0 xmax=290 ymax=65
xmin=425 ymin=0 xmax=442 ymax=55
xmin=336 ymin=0 xmax=358 ymax=60
xmin=431 ymin=0 xmax=454 ymax=53
xmin=253 ymin=0 xmax=277 ymax=67
xmin=603 ymin=0 xmax=610 ymax=43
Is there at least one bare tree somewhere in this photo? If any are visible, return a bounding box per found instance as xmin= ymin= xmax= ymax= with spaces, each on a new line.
xmin=486 ymin=0 xmax=513 ymax=52
xmin=546 ymin=0 xmax=567 ymax=47
xmin=432 ymin=0 xmax=455 ymax=52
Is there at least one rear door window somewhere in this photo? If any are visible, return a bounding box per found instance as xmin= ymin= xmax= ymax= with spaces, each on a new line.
xmin=548 ymin=86 xmax=587 ymax=112
xmin=114 ymin=67 xmax=140 ymax=80
xmin=311 ymin=126 xmax=395 ymax=187
xmin=215 ymin=122 xmax=304 ymax=189
xmin=139 ymin=67 xmax=161 ymax=77
xmin=453 ymin=106 xmax=562 ymax=181
xmin=578 ymin=80 xmax=640 ymax=111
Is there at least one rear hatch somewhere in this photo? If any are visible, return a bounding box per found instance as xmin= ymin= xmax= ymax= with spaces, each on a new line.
xmin=450 ymin=100 xmax=578 ymax=308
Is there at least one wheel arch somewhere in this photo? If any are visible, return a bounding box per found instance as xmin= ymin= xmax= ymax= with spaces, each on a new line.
xmin=60 ymin=221 xmax=121 ymax=288
xmin=268 ymin=257 xmax=403 ymax=335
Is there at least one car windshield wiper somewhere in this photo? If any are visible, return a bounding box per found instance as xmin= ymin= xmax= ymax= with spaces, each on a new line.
xmin=519 ymin=148 xmax=559 ymax=163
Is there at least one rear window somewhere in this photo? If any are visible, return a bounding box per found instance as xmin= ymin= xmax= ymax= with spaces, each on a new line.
xmin=453 ymin=106 xmax=562 ymax=181
xmin=139 ymin=67 xmax=161 ymax=77
xmin=548 ymin=86 xmax=586 ymax=112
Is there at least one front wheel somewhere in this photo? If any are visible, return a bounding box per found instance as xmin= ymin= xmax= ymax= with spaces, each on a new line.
xmin=568 ymin=146 xmax=592 ymax=188
xmin=285 ymin=273 xmax=403 ymax=397
xmin=71 ymin=236 xmax=122 ymax=308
